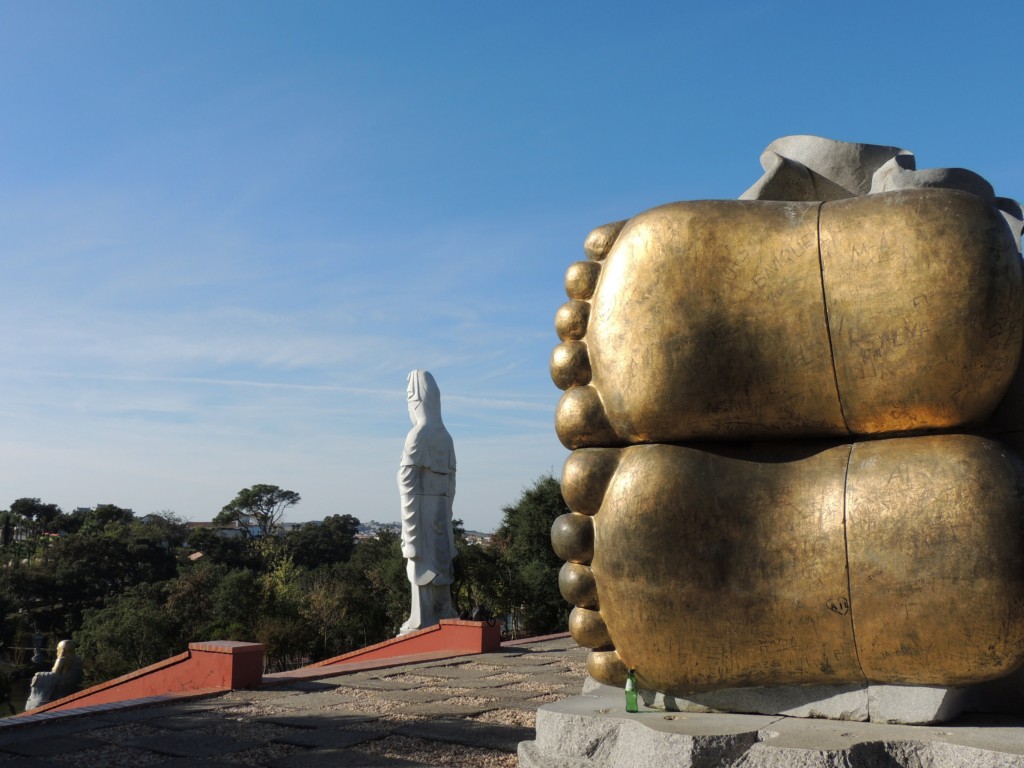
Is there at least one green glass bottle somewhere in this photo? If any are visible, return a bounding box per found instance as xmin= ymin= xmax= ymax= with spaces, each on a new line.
xmin=625 ymin=668 xmax=638 ymax=713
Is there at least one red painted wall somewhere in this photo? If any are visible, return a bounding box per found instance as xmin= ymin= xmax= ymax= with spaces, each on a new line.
xmin=308 ymin=619 xmax=502 ymax=667
xmin=24 ymin=641 xmax=264 ymax=716
xmin=24 ymin=620 xmax=502 ymax=716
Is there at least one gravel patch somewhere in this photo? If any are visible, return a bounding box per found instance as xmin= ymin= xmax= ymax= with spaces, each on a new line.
xmin=269 ymin=680 xmax=338 ymax=693
xmin=526 ymin=693 xmax=562 ymax=704
xmin=504 ymin=681 xmax=551 ymax=693
xmin=217 ymin=703 xmax=291 ymax=718
xmin=480 ymin=672 xmax=526 ymax=683
xmin=343 ymin=698 xmax=425 ymax=717
xmin=522 ymin=654 xmax=568 ymax=662
xmin=353 ymin=734 xmax=516 ymax=768
xmin=218 ymin=689 xmax=302 ymax=702
xmin=88 ymin=723 xmax=165 ymax=744
xmin=375 ymin=713 xmax=429 ymax=723
xmin=327 ymin=677 xmax=416 ymax=692
xmin=221 ymin=742 xmax=305 ymax=765
xmin=49 ymin=745 xmax=165 ymax=767
xmin=381 ymin=674 xmax=453 ymax=685
xmin=470 ymin=708 xmax=536 ymax=728
xmin=333 ymin=694 xmax=494 ymax=717
xmin=197 ymin=719 xmax=304 ymax=743
xmin=430 ymin=696 xmax=493 ymax=707
xmin=406 ymin=686 xmax=473 ymax=695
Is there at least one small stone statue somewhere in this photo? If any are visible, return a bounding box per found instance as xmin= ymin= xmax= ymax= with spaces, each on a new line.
xmin=398 ymin=370 xmax=458 ymax=634
xmin=25 ymin=639 xmax=83 ymax=710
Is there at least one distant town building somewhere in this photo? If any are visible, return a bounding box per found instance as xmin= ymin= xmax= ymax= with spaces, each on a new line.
xmin=355 ymin=520 xmax=491 ymax=545
xmin=186 ymin=517 xmax=304 ymax=540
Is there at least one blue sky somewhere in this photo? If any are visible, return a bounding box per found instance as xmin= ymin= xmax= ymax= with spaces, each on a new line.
xmin=1 ymin=2 xmax=1022 ymax=532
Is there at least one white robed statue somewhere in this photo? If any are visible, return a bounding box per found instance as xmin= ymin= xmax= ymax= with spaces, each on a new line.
xmin=398 ymin=370 xmax=458 ymax=634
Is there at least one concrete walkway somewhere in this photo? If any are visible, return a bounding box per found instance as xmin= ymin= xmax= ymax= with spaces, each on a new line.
xmin=12 ymin=636 xmax=1024 ymax=767
xmin=0 ymin=636 xmax=588 ymax=767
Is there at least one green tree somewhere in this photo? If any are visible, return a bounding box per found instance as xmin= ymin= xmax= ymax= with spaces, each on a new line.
xmin=491 ymin=475 xmax=571 ymax=636
xmin=9 ymin=498 xmax=62 ymax=534
xmin=451 ymin=518 xmax=500 ymax=617
xmin=299 ymin=566 xmax=349 ymax=659
xmin=163 ymin=562 xmax=223 ymax=647
xmin=1 ymin=498 xmax=61 ymax=564
xmin=209 ymin=568 xmax=263 ymax=639
xmin=75 ymin=583 xmax=175 ymax=685
xmin=0 ymin=510 xmax=23 ymax=548
xmin=214 ymin=485 xmax=300 ymax=538
xmin=126 ymin=512 xmax=188 ymax=585
xmin=258 ymin=572 xmax=309 ymax=669
xmin=185 ymin=527 xmax=262 ymax=571
xmin=28 ymin=506 xmax=184 ymax=635
xmin=83 ymin=504 xmax=135 ymax=530
xmin=285 ymin=514 xmax=359 ymax=569
xmin=47 ymin=521 xmax=138 ymax=610
xmin=344 ymin=529 xmax=409 ymax=641
xmin=133 ymin=511 xmax=188 ymax=546
xmin=53 ymin=504 xmax=134 ymax=536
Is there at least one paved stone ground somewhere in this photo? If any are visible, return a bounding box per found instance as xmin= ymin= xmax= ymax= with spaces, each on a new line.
xmin=0 ymin=637 xmax=588 ymax=768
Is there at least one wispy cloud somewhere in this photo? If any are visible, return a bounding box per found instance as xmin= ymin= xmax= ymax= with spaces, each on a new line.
xmin=0 ymin=180 xmax=565 ymax=529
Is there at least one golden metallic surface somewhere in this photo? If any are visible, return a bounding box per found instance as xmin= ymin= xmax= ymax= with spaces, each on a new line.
xmin=554 ymin=300 xmax=590 ymax=342
xmin=846 ymin=435 xmax=1024 ymax=685
xmin=587 ymin=649 xmax=627 ymax=687
xmin=553 ymin=190 xmax=1023 ymax=448
xmin=550 ymin=341 xmax=591 ymax=390
xmin=821 ymin=190 xmax=1023 ymax=434
xmin=558 ymin=436 xmax=1024 ymax=694
xmin=565 ymin=261 xmax=602 ymax=300
xmin=571 ymin=199 xmax=843 ymax=444
xmin=559 ymin=562 xmax=598 ymax=609
xmin=584 ymin=220 xmax=626 ymax=261
xmin=551 ymin=512 xmax=594 ymax=564
xmin=555 ymin=386 xmax=615 ymax=449
xmin=569 ymin=606 xmax=612 ymax=650
xmin=592 ymin=443 xmax=860 ymax=692
xmin=561 ymin=448 xmax=620 ymax=515
xmin=553 ymin=184 xmax=1024 ymax=699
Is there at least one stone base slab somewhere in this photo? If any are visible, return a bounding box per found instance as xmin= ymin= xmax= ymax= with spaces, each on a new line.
xmin=518 ymin=690 xmax=1024 ymax=767
xmin=582 ymin=677 xmax=989 ymax=725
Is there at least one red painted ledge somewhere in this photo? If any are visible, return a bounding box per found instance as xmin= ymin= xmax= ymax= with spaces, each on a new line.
xmin=20 ymin=640 xmax=264 ymax=716
xmin=18 ymin=622 xmax=506 ymax=717
xmin=305 ymin=619 xmax=502 ymax=668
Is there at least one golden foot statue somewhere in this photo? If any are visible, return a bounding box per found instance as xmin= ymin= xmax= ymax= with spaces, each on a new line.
xmin=553 ymin=189 xmax=1023 ymax=447
xmin=551 ymin=137 xmax=1024 ymax=714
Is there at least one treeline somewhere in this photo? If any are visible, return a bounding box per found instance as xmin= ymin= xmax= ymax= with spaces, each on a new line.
xmin=0 ymin=476 xmax=569 ymax=688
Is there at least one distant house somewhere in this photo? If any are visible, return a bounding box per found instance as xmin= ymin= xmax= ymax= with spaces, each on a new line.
xmin=185 ymin=521 xmax=244 ymax=540
xmin=355 ymin=520 xmax=401 ymax=541
xmin=186 ymin=517 xmax=302 ymax=540
xmin=351 ymin=520 xmax=492 ymax=545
